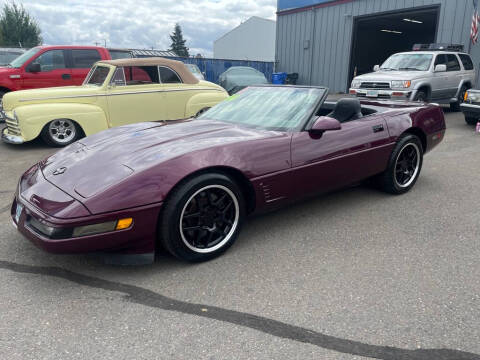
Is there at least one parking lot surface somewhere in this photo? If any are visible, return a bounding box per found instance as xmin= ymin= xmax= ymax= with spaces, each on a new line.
xmin=1 ymin=108 xmax=479 ymax=360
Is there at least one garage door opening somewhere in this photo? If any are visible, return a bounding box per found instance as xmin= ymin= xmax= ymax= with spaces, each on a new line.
xmin=348 ymin=6 xmax=439 ymax=87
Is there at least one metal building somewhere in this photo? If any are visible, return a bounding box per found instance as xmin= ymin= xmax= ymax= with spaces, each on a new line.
xmin=214 ymin=16 xmax=276 ymax=62
xmin=276 ymin=0 xmax=480 ymax=92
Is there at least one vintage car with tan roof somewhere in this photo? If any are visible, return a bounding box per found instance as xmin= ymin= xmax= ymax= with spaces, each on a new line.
xmin=1 ymin=57 xmax=228 ymax=146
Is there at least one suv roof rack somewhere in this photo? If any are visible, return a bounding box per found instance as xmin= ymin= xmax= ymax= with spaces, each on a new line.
xmin=412 ymin=43 xmax=464 ymax=52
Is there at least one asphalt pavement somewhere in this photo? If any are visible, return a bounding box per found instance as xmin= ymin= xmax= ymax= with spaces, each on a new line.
xmin=1 ymin=107 xmax=479 ymax=360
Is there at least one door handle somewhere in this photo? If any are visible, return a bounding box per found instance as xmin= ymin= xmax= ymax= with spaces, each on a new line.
xmin=372 ymin=124 xmax=384 ymax=133
xmin=61 ymin=73 xmax=71 ymax=80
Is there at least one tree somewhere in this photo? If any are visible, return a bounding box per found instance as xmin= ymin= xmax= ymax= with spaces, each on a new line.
xmin=169 ymin=23 xmax=189 ymax=57
xmin=0 ymin=1 xmax=41 ymax=48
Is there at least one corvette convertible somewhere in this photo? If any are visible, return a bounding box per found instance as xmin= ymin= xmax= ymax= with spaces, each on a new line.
xmin=11 ymin=86 xmax=446 ymax=264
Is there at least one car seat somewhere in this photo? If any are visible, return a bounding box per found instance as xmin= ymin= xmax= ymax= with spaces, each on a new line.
xmin=327 ymin=98 xmax=363 ymax=123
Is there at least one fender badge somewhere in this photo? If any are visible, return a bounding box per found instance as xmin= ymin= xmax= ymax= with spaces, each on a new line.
xmin=53 ymin=167 xmax=67 ymax=175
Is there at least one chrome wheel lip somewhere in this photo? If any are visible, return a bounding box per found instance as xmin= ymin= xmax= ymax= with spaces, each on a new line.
xmin=179 ymin=184 xmax=239 ymax=254
xmin=394 ymin=142 xmax=420 ymax=188
xmin=48 ymin=119 xmax=76 ymax=144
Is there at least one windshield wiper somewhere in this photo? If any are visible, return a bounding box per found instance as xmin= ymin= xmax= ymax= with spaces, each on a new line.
xmin=399 ymin=67 xmax=422 ymax=71
xmin=379 ymin=67 xmax=397 ymax=71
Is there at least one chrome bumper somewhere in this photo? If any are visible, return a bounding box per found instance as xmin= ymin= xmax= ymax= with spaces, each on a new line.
xmin=2 ymin=127 xmax=24 ymax=144
xmin=350 ymin=88 xmax=412 ymax=100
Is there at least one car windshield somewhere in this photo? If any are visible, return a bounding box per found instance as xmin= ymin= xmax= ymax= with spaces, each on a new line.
xmin=381 ymin=53 xmax=433 ymax=71
xmin=198 ymin=86 xmax=325 ymax=131
xmin=84 ymin=65 xmax=111 ymax=86
xmin=8 ymin=47 xmax=40 ymax=68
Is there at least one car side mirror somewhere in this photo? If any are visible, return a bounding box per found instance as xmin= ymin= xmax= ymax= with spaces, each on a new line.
xmin=373 ymin=65 xmax=380 ymax=72
xmin=27 ymin=62 xmax=41 ymax=73
xmin=434 ymin=64 xmax=446 ymax=72
xmin=310 ymin=116 xmax=342 ymax=134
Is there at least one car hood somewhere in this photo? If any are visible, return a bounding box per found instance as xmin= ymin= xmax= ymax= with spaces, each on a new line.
xmin=2 ymin=85 xmax=99 ymax=111
xmin=354 ymin=70 xmax=429 ymax=82
xmin=40 ymin=119 xmax=279 ymax=202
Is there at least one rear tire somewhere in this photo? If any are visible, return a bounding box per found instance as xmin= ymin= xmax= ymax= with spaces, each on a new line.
xmin=465 ymin=116 xmax=478 ymax=125
xmin=451 ymin=86 xmax=468 ymax=112
xmin=160 ymin=173 xmax=245 ymax=262
xmin=379 ymin=134 xmax=423 ymax=195
xmin=40 ymin=119 xmax=81 ymax=147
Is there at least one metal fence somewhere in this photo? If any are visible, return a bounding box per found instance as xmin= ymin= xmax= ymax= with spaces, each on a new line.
xmin=165 ymin=56 xmax=274 ymax=84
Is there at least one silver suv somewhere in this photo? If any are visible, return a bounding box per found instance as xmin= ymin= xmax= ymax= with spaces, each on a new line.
xmin=349 ymin=44 xmax=476 ymax=111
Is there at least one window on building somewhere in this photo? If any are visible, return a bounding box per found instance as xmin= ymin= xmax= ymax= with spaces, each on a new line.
xmin=159 ymin=66 xmax=182 ymax=83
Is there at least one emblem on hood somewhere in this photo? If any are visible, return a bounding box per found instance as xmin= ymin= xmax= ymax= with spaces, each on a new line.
xmin=53 ymin=167 xmax=67 ymax=175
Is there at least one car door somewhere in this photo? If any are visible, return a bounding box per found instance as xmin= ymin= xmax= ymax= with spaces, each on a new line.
xmin=290 ymin=114 xmax=392 ymax=198
xmin=22 ymin=49 xmax=73 ymax=89
xmin=159 ymin=66 xmax=193 ymax=120
xmin=445 ymin=54 xmax=463 ymax=98
xmin=430 ymin=54 xmax=450 ymax=100
xmin=69 ymin=49 xmax=102 ymax=85
xmin=106 ymin=66 xmax=167 ymax=127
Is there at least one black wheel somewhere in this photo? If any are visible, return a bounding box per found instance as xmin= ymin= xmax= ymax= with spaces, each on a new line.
xmin=40 ymin=119 xmax=81 ymax=147
xmin=465 ymin=116 xmax=478 ymax=125
xmin=451 ymin=86 xmax=468 ymax=112
xmin=413 ymin=91 xmax=427 ymax=102
xmin=160 ymin=173 xmax=245 ymax=262
xmin=380 ymin=134 xmax=423 ymax=195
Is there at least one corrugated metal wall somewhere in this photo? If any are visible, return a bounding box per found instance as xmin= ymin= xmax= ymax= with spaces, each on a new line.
xmin=276 ymin=0 xmax=480 ymax=92
xmin=166 ymin=56 xmax=274 ymax=84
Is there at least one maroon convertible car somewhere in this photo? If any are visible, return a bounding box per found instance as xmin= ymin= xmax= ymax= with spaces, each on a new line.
xmin=11 ymin=86 xmax=446 ymax=264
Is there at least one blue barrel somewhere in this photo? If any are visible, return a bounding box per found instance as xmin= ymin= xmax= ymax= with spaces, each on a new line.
xmin=272 ymin=72 xmax=287 ymax=84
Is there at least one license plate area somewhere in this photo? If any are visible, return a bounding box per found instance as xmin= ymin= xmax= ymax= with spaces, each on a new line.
xmin=366 ymin=90 xmax=379 ymax=98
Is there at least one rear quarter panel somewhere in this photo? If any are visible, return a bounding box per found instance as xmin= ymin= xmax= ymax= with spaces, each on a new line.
xmin=383 ymin=105 xmax=445 ymax=153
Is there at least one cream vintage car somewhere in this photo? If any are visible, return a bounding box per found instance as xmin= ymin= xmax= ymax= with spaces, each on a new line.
xmin=1 ymin=58 xmax=228 ymax=146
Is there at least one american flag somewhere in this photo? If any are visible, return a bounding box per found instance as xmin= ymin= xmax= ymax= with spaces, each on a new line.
xmin=471 ymin=0 xmax=480 ymax=44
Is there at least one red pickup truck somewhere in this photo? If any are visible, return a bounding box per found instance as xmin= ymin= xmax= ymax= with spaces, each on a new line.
xmin=0 ymin=45 xmax=132 ymax=99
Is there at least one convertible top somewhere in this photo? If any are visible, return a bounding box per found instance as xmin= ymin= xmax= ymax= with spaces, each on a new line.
xmin=98 ymin=57 xmax=200 ymax=85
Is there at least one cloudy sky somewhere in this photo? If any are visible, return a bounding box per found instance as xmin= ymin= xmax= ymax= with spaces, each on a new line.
xmin=3 ymin=0 xmax=277 ymax=56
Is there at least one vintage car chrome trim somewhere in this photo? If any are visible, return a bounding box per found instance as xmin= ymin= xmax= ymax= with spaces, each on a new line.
xmin=2 ymin=127 xmax=24 ymax=144
xmin=18 ymin=88 xmax=224 ymax=102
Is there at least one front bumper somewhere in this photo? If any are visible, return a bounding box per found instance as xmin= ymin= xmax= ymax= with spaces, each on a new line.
xmin=11 ymin=195 xmax=162 ymax=264
xmin=460 ymin=103 xmax=480 ymax=117
xmin=2 ymin=127 xmax=24 ymax=144
xmin=349 ymin=88 xmax=413 ymax=101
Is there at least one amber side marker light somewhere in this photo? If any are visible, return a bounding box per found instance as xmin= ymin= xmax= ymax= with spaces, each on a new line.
xmin=464 ymin=91 xmax=469 ymax=101
xmin=116 ymin=218 xmax=133 ymax=230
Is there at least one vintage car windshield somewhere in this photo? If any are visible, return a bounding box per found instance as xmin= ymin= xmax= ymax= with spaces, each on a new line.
xmin=8 ymin=47 xmax=41 ymax=68
xmin=84 ymin=65 xmax=111 ymax=86
xmin=198 ymin=86 xmax=325 ymax=131
xmin=380 ymin=53 xmax=433 ymax=71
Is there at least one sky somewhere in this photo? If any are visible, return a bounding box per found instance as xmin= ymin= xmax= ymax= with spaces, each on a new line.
xmin=3 ymin=0 xmax=277 ymax=57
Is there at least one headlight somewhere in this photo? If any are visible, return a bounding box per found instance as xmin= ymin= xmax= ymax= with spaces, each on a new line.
xmin=466 ymin=91 xmax=480 ymax=102
xmin=391 ymin=80 xmax=411 ymax=89
xmin=351 ymin=80 xmax=361 ymax=88
xmin=72 ymin=218 xmax=133 ymax=237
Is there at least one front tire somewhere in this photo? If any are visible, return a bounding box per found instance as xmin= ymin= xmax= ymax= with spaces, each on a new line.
xmin=465 ymin=116 xmax=478 ymax=125
xmin=380 ymin=134 xmax=423 ymax=195
xmin=160 ymin=173 xmax=245 ymax=262
xmin=413 ymin=91 xmax=427 ymax=102
xmin=40 ymin=119 xmax=81 ymax=147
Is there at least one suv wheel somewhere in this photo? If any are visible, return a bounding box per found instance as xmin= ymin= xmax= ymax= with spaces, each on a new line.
xmin=413 ymin=91 xmax=427 ymax=102
xmin=451 ymin=86 xmax=467 ymax=112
